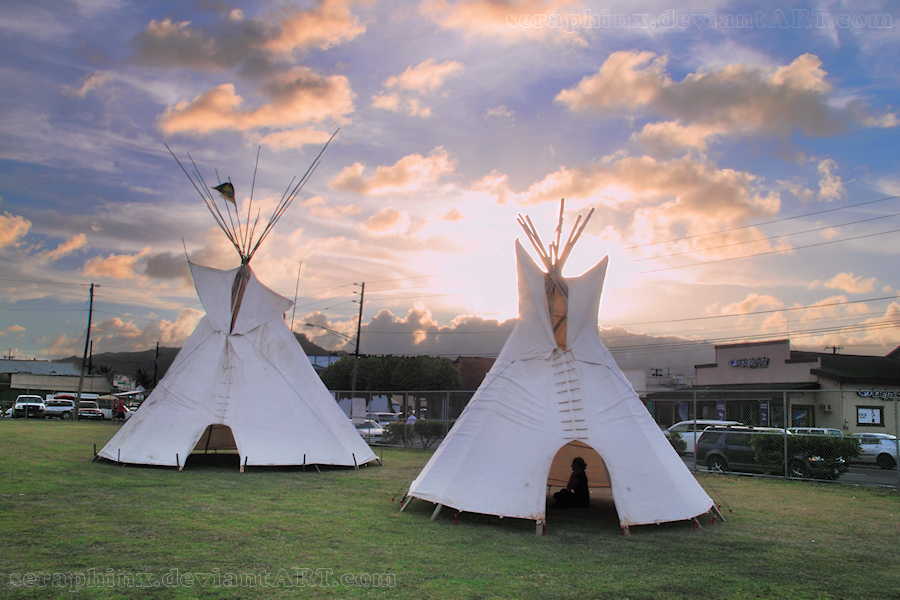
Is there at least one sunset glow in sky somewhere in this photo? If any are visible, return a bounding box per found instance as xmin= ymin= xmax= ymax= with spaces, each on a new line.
xmin=1 ymin=0 xmax=898 ymax=371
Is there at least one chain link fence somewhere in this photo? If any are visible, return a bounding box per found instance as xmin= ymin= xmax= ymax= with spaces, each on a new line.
xmin=650 ymin=388 xmax=900 ymax=487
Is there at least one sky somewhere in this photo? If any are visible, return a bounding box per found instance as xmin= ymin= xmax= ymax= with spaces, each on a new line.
xmin=1 ymin=0 xmax=898 ymax=376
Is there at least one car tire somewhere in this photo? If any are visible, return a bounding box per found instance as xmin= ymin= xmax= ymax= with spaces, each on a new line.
xmin=876 ymin=454 xmax=896 ymax=470
xmin=789 ymin=460 xmax=810 ymax=478
xmin=706 ymin=456 xmax=728 ymax=473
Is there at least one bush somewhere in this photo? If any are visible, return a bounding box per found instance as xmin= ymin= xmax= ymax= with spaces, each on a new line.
xmin=382 ymin=422 xmax=409 ymax=445
xmin=413 ymin=420 xmax=448 ymax=450
xmin=666 ymin=431 xmax=686 ymax=455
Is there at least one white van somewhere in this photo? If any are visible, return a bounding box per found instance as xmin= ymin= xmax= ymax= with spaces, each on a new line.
xmin=666 ymin=419 xmax=743 ymax=454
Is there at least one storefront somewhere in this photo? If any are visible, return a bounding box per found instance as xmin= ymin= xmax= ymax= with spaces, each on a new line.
xmin=646 ymin=339 xmax=900 ymax=434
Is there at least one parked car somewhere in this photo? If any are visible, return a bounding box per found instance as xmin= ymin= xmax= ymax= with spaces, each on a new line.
xmin=12 ymin=395 xmax=45 ymax=419
xmin=697 ymin=425 xmax=848 ymax=480
xmin=666 ymin=419 xmax=742 ymax=454
xmin=849 ymin=433 xmax=898 ymax=470
xmin=789 ymin=427 xmax=843 ymax=437
xmin=355 ymin=419 xmax=384 ymax=442
xmin=44 ymin=398 xmax=76 ymax=419
xmin=367 ymin=412 xmax=400 ymax=424
xmin=77 ymin=401 xmax=105 ymax=420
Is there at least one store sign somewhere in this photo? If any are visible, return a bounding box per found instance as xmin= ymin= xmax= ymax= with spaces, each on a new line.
xmin=858 ymin=389 xmax=900 ymax=400
xmin=728 ymin=357 xmax=770 ymax=368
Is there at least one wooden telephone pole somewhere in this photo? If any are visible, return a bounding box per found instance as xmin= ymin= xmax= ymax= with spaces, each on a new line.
xmin=74 ymin=283 xmax=96 ymax=421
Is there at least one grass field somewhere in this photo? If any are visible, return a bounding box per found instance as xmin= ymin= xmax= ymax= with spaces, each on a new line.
xmin=1 ymin=420 xmax=899 ymax=599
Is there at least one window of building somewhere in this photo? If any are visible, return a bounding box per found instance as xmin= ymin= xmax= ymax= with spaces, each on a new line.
xmin=857 ymin=406 xmax=884 ymax=427
xmin=792 ymin=405 xmax=814 ymax=427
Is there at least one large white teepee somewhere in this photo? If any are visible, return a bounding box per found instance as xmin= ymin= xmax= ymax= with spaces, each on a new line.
xmin=404 ymin=205 xmax=713 ymax=532
xmin=99 ymin=137 xmax=376 ymax=470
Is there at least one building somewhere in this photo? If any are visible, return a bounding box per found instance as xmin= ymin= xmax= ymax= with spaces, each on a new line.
xmin=648 ymin=339 xmax=900 ymax=434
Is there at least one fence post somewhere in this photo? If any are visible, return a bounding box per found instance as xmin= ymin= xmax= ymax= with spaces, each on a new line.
xmin=783 ymin=391 xmax=789 ymax=478
xmin=895 ymin=394 xmax=899 ymax=490
xmin=692 ymin=390 xmax=698 ymax=472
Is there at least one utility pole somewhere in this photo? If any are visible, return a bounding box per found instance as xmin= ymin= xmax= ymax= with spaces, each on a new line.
xmin=825 ymin=346 xmax=843 ymax=354
xmin=351 ymin=282 xmax=365 ymax=397
xmin=153 ymin=342 xmax=159 ymax=388
xmin=74 ymin=283 xmax=96 ymax=421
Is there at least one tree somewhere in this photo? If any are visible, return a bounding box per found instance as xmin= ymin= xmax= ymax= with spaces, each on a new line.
xmin=390 ymin=356 xmax=461 ymax=391
xmin=134 ymin=368 xmax=153 ymax=389
xmin=318 ymin=355 xmax=461 ymax=391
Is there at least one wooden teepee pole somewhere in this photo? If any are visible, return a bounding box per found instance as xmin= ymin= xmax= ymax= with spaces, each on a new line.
xmin=517 ymin=199 xmax=594 ymax=351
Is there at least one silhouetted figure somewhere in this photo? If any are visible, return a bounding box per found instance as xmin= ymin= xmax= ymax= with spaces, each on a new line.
xmin=553 ymin=457 xmax=589 ymax=508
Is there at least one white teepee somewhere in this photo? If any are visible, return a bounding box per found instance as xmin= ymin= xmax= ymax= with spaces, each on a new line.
xmin=99 ymin=136 xmax=376 ymax=470
xmin=403 ymin=203 xmax=713 ymax=532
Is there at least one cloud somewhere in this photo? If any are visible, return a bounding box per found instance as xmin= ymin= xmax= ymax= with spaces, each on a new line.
xmin=37 ymin=308 xmax=205 ymax=357
xmin=0 ymin=212 xmax=31 ymax=248
xmin=383 ymin=58 xmax=463 ymax=93
xmin=777 ymin=157 xmax=847 ymax=203
xmin=485 ymin=105 xmax=514 ymax=120
xmin=486 ymin=154 xmax=782 ymax=259
xmin=364 ymin=208 xmax=408 ymax=233
xmin=82 ymin=247 xmax=152 ymax=279
xmin=257 ymin=127 xmax=335 ymax=150
xmin=142 ymin=252 xmax=192 ymax=283
xmin=60 ymin=72 xmax=113 ymax=98
xmin=306 ymin=303 xmax=515 ymax=356
xmin=442 ymin=208 xmax=464 ymax=221
xmin=329 ymin=147 xmax=456 ymax=195
xmin=132 ymin=17 xmax=251 ymax=71
xmin=809 ymin=272 xmax=878 ymax=294
xmin=558 ymin=51 xmax=898 ymax=146
xmin=421 ymin=0 xmax=587 ymax=45
xmin=816 ymin=158 xmax=846 ymax=202
xmin=715 ymin=293 xmax=784 ymax=316
xmin=630 ymin=120 xmax=720 ymax=157
xmin=263 ymin=0 xmax=366 ymax=54
xmin=36 ymin=234 xmax=87 ymax=262
xmin=132 ymin=2 xmax=365 ymax=71
xmin=301 ymin=196 xmax=362 ymax=219
xmin=372 ymin=58 xmax=463 ymax=117
xmin=158 ymin=68 xmax=354 ymax=135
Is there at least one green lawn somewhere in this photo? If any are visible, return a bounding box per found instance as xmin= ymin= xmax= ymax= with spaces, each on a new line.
xmin=1 ymin=420 xmax=898 ymax=599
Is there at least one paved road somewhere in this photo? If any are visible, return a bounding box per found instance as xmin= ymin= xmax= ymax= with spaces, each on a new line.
xmin=683 ymin=455 xmax=900 ymax=487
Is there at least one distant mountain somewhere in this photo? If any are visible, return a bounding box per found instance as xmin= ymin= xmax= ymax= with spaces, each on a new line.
xmin=57 ymin=333 xmax=339 ymax=382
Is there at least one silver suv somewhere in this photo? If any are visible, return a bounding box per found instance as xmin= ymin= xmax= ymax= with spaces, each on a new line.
xmin=44 ymin=398 xmax=75 ymax=419
xmin=850 ymin=433 xmax=897 ymax=470
xmin=666 ymin=419 xmax=742 ymax=454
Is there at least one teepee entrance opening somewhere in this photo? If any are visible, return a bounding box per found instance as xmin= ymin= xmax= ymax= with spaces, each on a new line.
xmin=546 ymin=441 xmax=620 ymax=526
xmin=193 ymin=424 xmax=239 ymax=454
xmin=547 ymin=440 xmax=609 ymax=490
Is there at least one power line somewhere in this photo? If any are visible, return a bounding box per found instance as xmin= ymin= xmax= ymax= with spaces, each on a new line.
xmin=609 ymin=294 xmax=900 ymax=327
xmin=625 ymin=194 xmax=900 ymax=250
xmin=635 ymin=210 xmax=900 ymax=262
xmin=640 ymin=227 xmax=900 ymax=273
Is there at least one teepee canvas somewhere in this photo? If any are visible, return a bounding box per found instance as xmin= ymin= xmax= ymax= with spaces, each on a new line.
xmin=99 ymin=136 xmax=376 ymax=470
xmin=403 ymin=203 xmax=713 ymax=532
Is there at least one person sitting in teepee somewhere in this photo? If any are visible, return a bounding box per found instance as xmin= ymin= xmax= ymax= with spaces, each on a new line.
xmin=553 ymin=457 xmax=589 ymax=508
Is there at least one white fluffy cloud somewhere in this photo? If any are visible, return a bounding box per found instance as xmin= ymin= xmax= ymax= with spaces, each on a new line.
xmin=329 ymin=147 xmax=456 ymax=195
xmin=159 ymin=69 xmax=355 ymax=135
xmin=558 ymin=51 xmax=898 ymax=152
